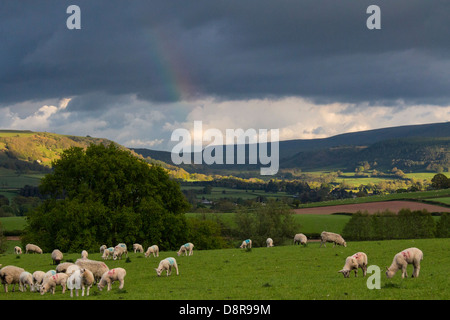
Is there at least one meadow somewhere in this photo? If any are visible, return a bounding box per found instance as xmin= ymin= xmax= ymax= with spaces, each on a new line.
xmin=0 ymin=238 xmax=448 ymax=300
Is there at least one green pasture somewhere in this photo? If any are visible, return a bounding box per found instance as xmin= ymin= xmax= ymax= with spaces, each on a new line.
xmin=0 ymin=238 xmax=448 ymax=300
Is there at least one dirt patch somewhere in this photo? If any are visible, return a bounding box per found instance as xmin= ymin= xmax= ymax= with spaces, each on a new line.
xmin=293 ymin=201 xmax=450 ymax=215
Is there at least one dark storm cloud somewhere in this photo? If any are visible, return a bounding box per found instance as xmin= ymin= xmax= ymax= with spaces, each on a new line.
xmin=0 ymin=0 xmax=449 ymax=107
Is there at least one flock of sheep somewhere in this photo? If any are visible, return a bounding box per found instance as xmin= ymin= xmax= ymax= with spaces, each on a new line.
xmin=0 ymin=232 xmax=424 ymax=297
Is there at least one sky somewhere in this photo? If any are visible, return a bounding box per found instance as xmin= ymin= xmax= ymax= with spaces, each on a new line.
xmin=0 ymin=0 xmax=449 ymax=151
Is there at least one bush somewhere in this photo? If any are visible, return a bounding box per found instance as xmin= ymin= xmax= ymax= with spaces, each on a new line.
xmin=436 ymin=213 xmax=450 ymax=238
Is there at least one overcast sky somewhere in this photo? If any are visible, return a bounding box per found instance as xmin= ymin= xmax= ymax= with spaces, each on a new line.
xmin=1 ymin=0 xmax=449 ymax=150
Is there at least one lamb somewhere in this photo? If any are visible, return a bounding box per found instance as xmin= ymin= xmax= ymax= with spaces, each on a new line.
xmin=102 ymin=247 xmax=114 ymax=260
xmin=97 ymin=267 xmax=127 ymax=291
xmin=67 ymin=269 xmax=82 ymax=297
xmin=25 ymin=243 xmax=43 ymax=254
xmin=66 ymin=264 xmax=81 ymax=275
xmin=80 ymin=268 xmax=94 ymax=296
xmin=43 ymin=270 xmax=57 ymax=281
xmin=0 ymin=265 xmax=25 ymax=292
xmin=155 ymin=257 xmax=179 ymax=277
xmin=14 ymin=246 xmax=22 ymax=255
xmin=51 ymin=249 xmax=63 ymax=265
xmin=386 ymin=247 xmax=423 ymax=279
xmin=75 ymin=258 xmax=109 ymax=282
xmin=145 ymin=245 xmax=159 ymax=258
xmin=19 ymin=271 xmax=34 ymax=292
xmin=100 ymin=245 xmax=107 ymax=253
xmin=319 ymin=231 xmax=347 ymax=248
xmin=133 ymin=243 xmax=144 ymax=253
xmin=40 ymin=272 xmax=69 ymax=295
xmin=338 ymin=252 xmax=368 ymax=278
xmin=56 ymin=262 xmax=75 ymax=273
xmin=240 ymin=239 xmax=252 ymax=249
xmin=293 ymin=233 xmax=307 ymax=246
xmin=32 ymin=271 xmax=46 ymax=291
xmin=81 ymin=250 xmax=88 ymax=259
xmin=116 ymin=243 xmax=128 ymax=256
xmin=177 ymin=243 xmax=194 ymax=256
xmin=266 ymin=238 xmax=274 ymax=247
xmin=113 ymin=246 xmax=126 ymax=260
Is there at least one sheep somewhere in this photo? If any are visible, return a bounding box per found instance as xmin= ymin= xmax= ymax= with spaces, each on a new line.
xmin=293 ymin=233 xmax=308 ymax=246
xmin=40 ymin=273 xmax=69 ymax=295
xmin=386 ymin=247 xmax=423 ymax=279
xmin=43 ymin=270 xmax=57 ymax=281
xmin=19 ymin=271 xmax=34 ymax=292
xmin=155 ymin=257 xmax=179 ymax=277
xmin=338 ymin=252 xmax=368 ymax=278
xmin=66 ymin=264 xmax=81 ymax=275
xmin=32 ymin=271 xmax=46 ymax=292
xmin=80 ymin=268 xmax=94 ymax=296
xmin=97 ymin=267 xmax=127 ymax=291
xmin=102 ymin=247 xmax=114 ymax=260
xmin=240 ymin=239 xmax=252 ymax=249
xmin=0 ymin=265 xmax=25 ymax=292
xmin=75 ymin=258 xmax=109 ymax=282
xmin=319 ymin=231 xmax=347 ymax=248
xmin=67 ymin=269 xmax=82 ymax=297
xmin=133 ymin=243 xmax=144 ymax=253
xmin=25 ymin=243 xmax=43 ymax=254
xmin=145 ymin=245 xmax=159 ymax=258
xmin=113 ymin=246 xmax=126 ymax=260
xmin=100 ymin=245 xmax=107 ymax=253
xmin=14 ymin=246 xmax=22 ymax=255
xmin=56 ymin=262 xmax=75 ymax=273
xmin=116 ymin=243 xmax=128 ymax=256
xmin=266 ymin=238 xmax=274 ymax=247
xmin=81 ymin=250 xmax=88 ymax=259
xmin=177 ymin=243 xmax=194 ymax=256
xmin=51 ymin=249 xmax=63 ymax=265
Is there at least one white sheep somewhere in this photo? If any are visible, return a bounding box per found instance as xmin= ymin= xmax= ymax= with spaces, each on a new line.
xmin=66 ymin=264 xmax=81 ymax=275
xmin=293 ymin=233 xmax=307 ymax=246
xmin=133 ymin=243 xmax=144 ymax=253
xmin=319 ymin=231 xmax=347 ymax=248
xmin=240 ymin=239 xmax=252 ymax=249
xmin=56 ymin=262 xmax=75 ymax=273
xmin=81 ymin=250 xmax=88 ymax=259
xmin=25 ymin=243 xmax=43 ymax=254
xmin=102 ymin=247 xmax=115 ymax=260
xmin=113 ymin=246 xmax=126 ymax=260
xmin=177 ymin=243 xmax=194 ymax=256
xmin=75 ymin=258 xmax=109 ymax=282
xmin=116 ymin=243 xmax=128 ymax=256
xmin=43 ymin=270 xmax=57 ymax=282
xmin=32 ymin=271 xmax=46 ymax=292
xmin=100 ymin=245 xmax=107 ymax=253
xmin=0 ymin=265 xmax=25 ymax=292
xmin=155 ymin=257 xmax=179 ymax=277
xmin=19 ymin=271 xmax=34 ymax=292
xmin=40 ymin=272 xmax=69 ymax=295
xmin=51 ymin=249 xmax=63 ymax=265
xmin=80 ymin=268 xmax=95 ymax=296
xmin=97 ymin=268 xmax=127 ymax=291
xmin=338 ymin=252 xmax=368 ymax=278
xmin=67 ymin=269 xmax=82 ymax=297
xmin=145 ymin=245 xmax=159 ymax=258
xmin=266 ymin=238 xmax=274 ymax=247
xmin=386 ymin=247 xmax=423 ymax=279
xmin=14 ymin=246 xmax=22 ymax=255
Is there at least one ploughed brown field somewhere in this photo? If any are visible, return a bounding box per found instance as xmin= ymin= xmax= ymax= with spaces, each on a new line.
xmin=293 ymin=200 xmax=450 ymax=215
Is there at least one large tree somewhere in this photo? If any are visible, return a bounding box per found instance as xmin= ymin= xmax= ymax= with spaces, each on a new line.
xmin=23 ymin=144 xmax=190 ymax=252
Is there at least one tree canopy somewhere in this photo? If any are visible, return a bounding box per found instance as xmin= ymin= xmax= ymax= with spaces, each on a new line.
xmin=23 ymin=144 xmax=190 ymax=252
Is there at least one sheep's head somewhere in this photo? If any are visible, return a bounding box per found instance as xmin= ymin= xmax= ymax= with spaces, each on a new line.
xmin=385 ymin=267 xmax=395 ymax=278
xmin=155 ymin=268 xmax=162 ymax=277
xmin=338 ymin=269 xmax=350 ymax=278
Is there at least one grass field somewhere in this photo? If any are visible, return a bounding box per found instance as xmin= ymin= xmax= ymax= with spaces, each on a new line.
xmin=0 ymin=238 xmax=448 ymax=300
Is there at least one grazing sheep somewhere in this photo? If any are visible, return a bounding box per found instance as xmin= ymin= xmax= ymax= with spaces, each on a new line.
xmin=80 ymin=268 xmax=94 ymax=296
xmin=25 ymin=243 xmax=43 ymax=254
xmin=116 ymin=243 xmax=128 ymax=256
xmin=66 ymin=264 xmax=81 ymax=275
xmin=100 ymin=245 xmax=107 ymax=253
xmin=32 ymin=271 xmax=46 ymax=291
xmin=56 ymin=262 xmax=75 ymax=273
xmin=319 ymin=231 xmax=347 ymax=248
xmin=386 ymin=247 xmax=423 ymax=279
xmin=75 ymin=258 xmax=109 ymax=282
xmin=177 ymin=243 xmax=194 ymax=256
xmin=14 ymin=246 xmax=22 ymax=255
xmin=240 ymin=239 xmax=252 ymax=249
xmin=51 ymin=249 xmax=63 ymax=265
xmin=338 ymin=252 xmax=368 ymax=278
xmin=67 ymin=269 xmax=82 ymax=297
xmin=43 ymin=270 xmax=57 ymax=282
xmin=113 ymin=246 xmax=126 ymax=260
xmin=97 ymin=268 xmax=127 ymax=291
xmin=293 ymin=233 xmax=308 ymax=246
xmin=40 ymin=273 xmax=69 ymax=295
xmin=133 ymin=243 xmax=144 ymax=253
xmin=19 ymin=271 xmax=34 ymax=292
xmin=266 ymin=238 xmax=274 ymax=247
xmin=102 ymin=247 xmax=114 ymax=260
xmin=81 ymin=250 xmax=88 ymax=259
xmin=155 ymin=257 xmax=179 ymax=277
xmin=145 ymin=245 xmax=159 ymax=258
xmin=0 ymin=265 xmax=25 ymax=292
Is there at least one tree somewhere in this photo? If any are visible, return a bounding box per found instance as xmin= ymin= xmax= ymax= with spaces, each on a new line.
xmin=22 ymin=144 xmax=190 ymax=252
xmin=431 ymin=173 xmax=450 ymax=189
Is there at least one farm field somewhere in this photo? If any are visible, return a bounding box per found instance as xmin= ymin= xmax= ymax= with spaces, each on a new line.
xmin=0 ymin=238 xmax=448 ymax=300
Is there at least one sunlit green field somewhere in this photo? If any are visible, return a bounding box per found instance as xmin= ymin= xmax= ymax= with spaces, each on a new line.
xmin=0 ymin=238 xmax=448 ymax=300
